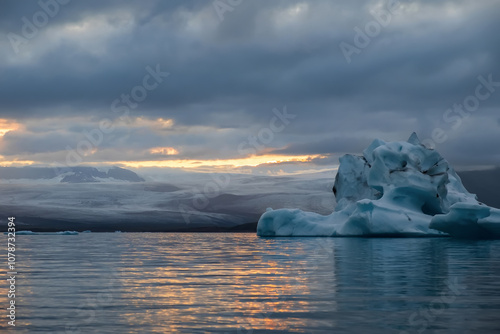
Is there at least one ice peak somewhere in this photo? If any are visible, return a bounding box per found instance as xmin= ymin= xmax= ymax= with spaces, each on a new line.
xmin=407 ymin=132 xmax=422 ymax=145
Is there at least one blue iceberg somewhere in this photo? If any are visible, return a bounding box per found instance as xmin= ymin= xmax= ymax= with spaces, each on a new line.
xmin=257 ymin=133 xmax=500 ymax=238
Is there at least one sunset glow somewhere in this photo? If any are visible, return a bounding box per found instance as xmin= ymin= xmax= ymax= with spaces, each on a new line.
xmin=148 ymin=146 xmax=180 ymax=156
xmin=0 ymin=159 xmax=36 ymax=167
xmin=0 ymin=119 xmax=22 ymax=136
xmin=113 ymin=154 xmax=327 ymax=169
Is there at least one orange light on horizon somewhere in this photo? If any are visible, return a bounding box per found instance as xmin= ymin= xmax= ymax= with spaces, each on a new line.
xmin=0 ymin=160 xmax=36 ymax=167
xmin=111 ymin=154 xmax=327 ymax=169
xmin=0 ymin=155 xmax=324 ymax=169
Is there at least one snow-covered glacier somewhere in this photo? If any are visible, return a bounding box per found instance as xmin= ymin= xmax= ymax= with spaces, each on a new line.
xmin=257 ymin=133 xmax=500 ymax=238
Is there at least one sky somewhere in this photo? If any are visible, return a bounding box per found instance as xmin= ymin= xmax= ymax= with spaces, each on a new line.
xmin=1 ymin=0 xmax=499 ymax=174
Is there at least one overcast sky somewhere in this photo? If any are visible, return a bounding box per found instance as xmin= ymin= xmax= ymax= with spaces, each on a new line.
xmin=1 ymin=0 xmax=499 ymax=173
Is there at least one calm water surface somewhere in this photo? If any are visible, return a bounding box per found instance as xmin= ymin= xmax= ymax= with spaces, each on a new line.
xmin=4 ymin=233 xmax=500 ymax=333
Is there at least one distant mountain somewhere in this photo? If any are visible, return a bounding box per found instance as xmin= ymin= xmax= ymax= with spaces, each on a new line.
xmin=458 ymin=168 xmax=500 ymax=209
xmin=106 ymin=167 xmax=145 ymax=182
xmin=0 ymin=166 xmax=145 ymax=183
xmin=60 ymin=167 xmax=107 ymax=183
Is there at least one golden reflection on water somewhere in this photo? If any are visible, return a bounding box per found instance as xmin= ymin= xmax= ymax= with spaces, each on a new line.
xmin=116 ymin=234 xmax=329 ymax=332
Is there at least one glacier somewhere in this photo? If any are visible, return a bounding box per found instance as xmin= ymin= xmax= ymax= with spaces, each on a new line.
xmin=257 ymin=133 xmax=500 ymax=238
xmin=0 ymin=171 xmax=336 ymax=232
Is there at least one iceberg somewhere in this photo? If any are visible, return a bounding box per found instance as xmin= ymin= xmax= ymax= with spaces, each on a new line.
xmin=12 ymin=230 xmax=79 ymax=235
xmin=257 ymin=133 xmax=500 ymax=238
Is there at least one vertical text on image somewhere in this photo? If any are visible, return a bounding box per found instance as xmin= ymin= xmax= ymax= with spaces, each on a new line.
xmin=6 ymin=217 xmax=17 ymax=327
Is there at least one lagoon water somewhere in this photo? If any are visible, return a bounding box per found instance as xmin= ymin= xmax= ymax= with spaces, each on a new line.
xmin=6 ymin=233 xmax=500 ymax=333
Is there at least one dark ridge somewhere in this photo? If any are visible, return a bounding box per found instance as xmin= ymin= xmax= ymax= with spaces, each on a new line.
xmin=2 ymin=216 xmax=257 ymax=233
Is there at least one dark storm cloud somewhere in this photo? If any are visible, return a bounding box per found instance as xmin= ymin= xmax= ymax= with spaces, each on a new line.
xmin=1 ymin=0 xmax=500 ymax=167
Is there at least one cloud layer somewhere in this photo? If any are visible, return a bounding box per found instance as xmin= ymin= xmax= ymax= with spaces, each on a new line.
xmin=1 ymin=0 xmax=499 ymax=171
